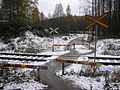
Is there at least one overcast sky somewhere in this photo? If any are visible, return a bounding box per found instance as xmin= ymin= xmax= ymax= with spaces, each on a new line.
xmin=37 ymin=0 xmax=81 ymax=16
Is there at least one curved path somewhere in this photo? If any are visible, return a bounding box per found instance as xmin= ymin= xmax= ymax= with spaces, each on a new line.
xmin=40 ymin=37 xmax=94 ymax=90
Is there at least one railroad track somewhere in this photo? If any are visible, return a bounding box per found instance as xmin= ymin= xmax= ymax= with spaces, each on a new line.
xmin=0 ymin=52 xmax=52 ymax=61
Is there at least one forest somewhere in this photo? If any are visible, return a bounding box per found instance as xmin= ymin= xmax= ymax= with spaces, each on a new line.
xmin=90 ymin=0 xmax=120 ymax=38
xmin=0 ymin=0 xmax=119 ymax=41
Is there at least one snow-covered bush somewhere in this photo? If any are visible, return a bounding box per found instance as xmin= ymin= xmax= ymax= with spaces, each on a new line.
xmin=62 ymin=37 xmax=68 ymax=41
xmin=0 ymin=67 xmax=31 ymax=87
xmin=0 ymin=31 xmax=52 ymax=53
xmin=0 ymin=65 xmax=48 ymax=90
xmin=110 ymin=70 xmax=120 ymax=82
xmin=95 ymin=39 xmax=120 ymax=56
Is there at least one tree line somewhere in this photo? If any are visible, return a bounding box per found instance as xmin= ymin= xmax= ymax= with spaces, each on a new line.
xmin=40 ymin=1 xmax=120 ymax=38
xmin=39 ymin=3 xmax=86 ymax=35
xmin=0 ymin=0 xmax=119 ymax=42
xmin=90 ymin=0 xmax=120 ymax=38
xmin=0 ymin=0 xmax=41 ymax=41
xmin=0 ymin=1 xmax=85 ymax=41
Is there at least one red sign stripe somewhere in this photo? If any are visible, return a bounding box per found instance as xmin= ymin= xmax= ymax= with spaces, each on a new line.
xmin=4 ymin=63 xmax=48 ymax=70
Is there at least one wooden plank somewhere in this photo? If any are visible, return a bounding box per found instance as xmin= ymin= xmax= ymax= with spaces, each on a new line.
xmin=56 ymin=59 xmax=98 ymax=66
xmin=99 ymin=62 xmax=120 ymax=65
xmin=52 ymin=44 xmax=67 ymax=46
xmin=9 ymin=89 xmax=21 ymax=90
xmin=56 ymin=59 xmax=120 ymax=66
xmin=88 ymin=56 xmax=120 ymax=60
xmin=5 ymin=63 xmax=48 ymax=70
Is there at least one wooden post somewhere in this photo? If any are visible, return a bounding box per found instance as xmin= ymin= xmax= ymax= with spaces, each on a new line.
xmin=67 ymin=45 xmax=70 ymax=50
xmin=62 ymin=61 xmax=64 ymax=75
xmin=52 ymin=35 xmax=55 ymax=52
xmin=73 ymin=43 xmax=75 ymax=49
xmin=0 ymin=62 xmax=4 ymax=89
xmin=0 ymin=61 xmax=5 ymax=75
xmin=90 ymin=84 xmax=92 ymax=90
xmin=35 ymin=67 xmax=40 ymax=81
xmin=88 ymin=42 xmax=90 ymax=49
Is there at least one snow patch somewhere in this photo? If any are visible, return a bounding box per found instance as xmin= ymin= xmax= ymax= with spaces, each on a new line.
xmin=4 ymin=80 xmax=48 ymax=90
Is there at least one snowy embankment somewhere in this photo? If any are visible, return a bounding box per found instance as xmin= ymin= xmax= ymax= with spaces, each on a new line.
xmin=4 ymin=80 xmax=48 ymax=90
xmin=75 ymin=45 xmax=92 ymax=54
xmin=95 ymin=39 xmax=120 ymax=56
xmin=56 ymin=39 xmax=120 ymax=90
xmin=0 ymin=31 xmax=84 ymax=53
xmin=0 ymin=31 xmax=86 ymax=90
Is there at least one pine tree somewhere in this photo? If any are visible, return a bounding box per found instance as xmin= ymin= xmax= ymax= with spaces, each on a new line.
xmin=66 ymin=4 xmax=71 ymax=16
xmin=53 ymin=3 xmax=64 ymax=18
xmin=0 ymin=0 xmax=40 ymax=26
xmin=0 ymin=0 xmax=40 ymax=40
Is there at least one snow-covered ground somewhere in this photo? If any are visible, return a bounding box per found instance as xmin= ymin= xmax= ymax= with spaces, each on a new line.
xmin=0 ymin=31 xmax=85 ymax=53
xmin=75 ymin=45 xmax=92 ymax=54
xmin=0 ymin=31 xmax=87 ymax=90
xmin=92 ymin=39 xmax=120 ymax=56
xmin=4 ymin=80 xmax=48 ymax=90
xmin=56 ymin=39 xmax=120 ymax=90
xmin=1 ymin=31 xmax=119 ymax=90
